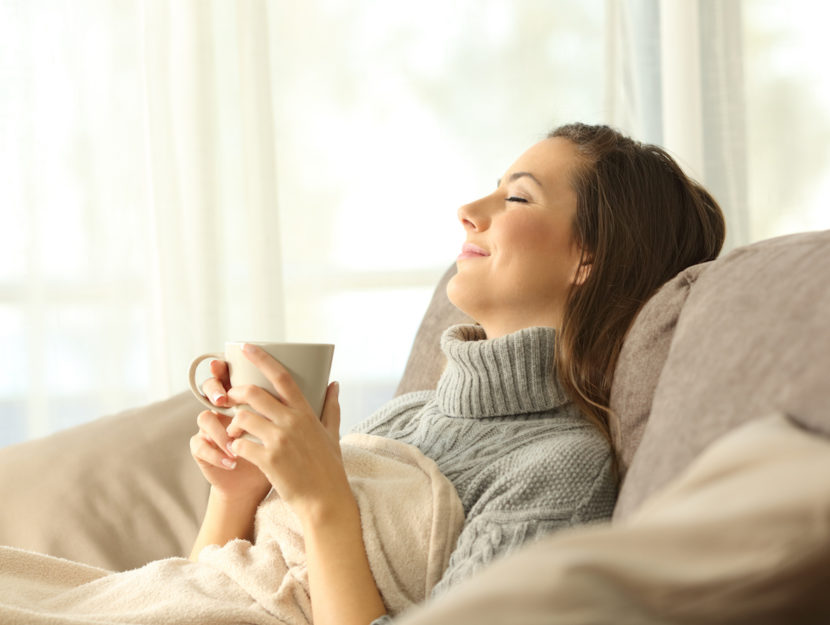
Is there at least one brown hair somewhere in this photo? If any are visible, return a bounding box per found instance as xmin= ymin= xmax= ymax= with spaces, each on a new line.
xmin=549 ymin=123 xmax=725 ymax=458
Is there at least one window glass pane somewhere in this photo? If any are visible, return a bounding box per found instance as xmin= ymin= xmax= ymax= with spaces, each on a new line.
xmin=0 ymin=306 xmax=26 ymax=447
xmin=40 ymin=303 xmax=150 ymax=435
xmin=744 ymin=1 xmax=830 ymax=239
xmin=0 ymin=306 xmax=26 ymax=395
xmin=43 ymin=303 xmax=146 ymax=394
xmin=0 ymin=400 xmax=26 ymax=446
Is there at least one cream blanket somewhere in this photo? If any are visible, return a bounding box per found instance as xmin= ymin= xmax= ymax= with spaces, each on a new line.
xmin=0 ymin=433 xmax=464 ymax=625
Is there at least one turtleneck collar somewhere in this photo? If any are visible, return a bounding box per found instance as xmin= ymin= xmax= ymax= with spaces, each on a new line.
xmin=435 ymin=324 xmax=570 ymax=418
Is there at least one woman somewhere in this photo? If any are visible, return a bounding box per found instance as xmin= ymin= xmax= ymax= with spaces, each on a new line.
xmin=191 ymin=123 xmax=726 ymax=625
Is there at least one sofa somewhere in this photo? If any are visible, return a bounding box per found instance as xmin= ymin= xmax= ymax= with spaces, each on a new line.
xmin=1 ymin=229 xmax=829 ymax=623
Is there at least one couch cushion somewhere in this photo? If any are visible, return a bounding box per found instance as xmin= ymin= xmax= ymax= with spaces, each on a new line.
xmin=615 ymin=229 xmax=830 ymax=520
xmin=392 ymin=413 xmax=830 ymax=625
xmin=0 ymin=392 xmax=208 ymax=571
xmin=609 ymin=262 xmax=711 ymax=477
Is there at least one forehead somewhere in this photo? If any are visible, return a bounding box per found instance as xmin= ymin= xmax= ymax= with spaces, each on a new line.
xmin=505 ymin=137 xmax=580 ymax=196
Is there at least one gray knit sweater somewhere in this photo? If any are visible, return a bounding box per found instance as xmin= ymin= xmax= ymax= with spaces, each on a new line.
xmin=355 ymin=324 xmax=617 ymax=624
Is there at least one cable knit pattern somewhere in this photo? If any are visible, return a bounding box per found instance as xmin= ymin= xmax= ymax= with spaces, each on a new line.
xmin=356 ymin=325 xmax=617 ymax=624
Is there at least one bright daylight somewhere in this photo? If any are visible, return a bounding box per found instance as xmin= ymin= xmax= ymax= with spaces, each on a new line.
xmin=1 ymin=1 xmax=829 ymax=623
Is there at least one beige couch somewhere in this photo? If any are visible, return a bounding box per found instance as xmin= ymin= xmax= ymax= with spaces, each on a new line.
xmin=2 ymin=229 xmax=829 ymax=623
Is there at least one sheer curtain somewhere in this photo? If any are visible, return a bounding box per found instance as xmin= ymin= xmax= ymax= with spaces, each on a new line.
xmin=606 ymin=0 xmax=830 ymax=251
xmin=3 ymin=1 xmax=829 ymax=447
xmin=606 ymin=0 xmax=749 ymax=250
xmin=141 ymin=0 xmax=285 ymax=392
xmin=0 ymin=0 xmax=284 ymax=444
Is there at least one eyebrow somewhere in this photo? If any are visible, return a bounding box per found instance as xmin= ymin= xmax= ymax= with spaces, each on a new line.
xmin=497 ymin=171 xmax=545 ymax=189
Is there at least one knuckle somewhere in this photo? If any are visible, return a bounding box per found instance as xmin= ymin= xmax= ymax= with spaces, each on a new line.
xmin=268 ymin=428 xmax=287 ymax=449
xmin=233 ymin=411 xmax=249 ymax=427
xmin=264 ymin=443 xmax=280 ymax=464
xmin=235 ymin=384 xmax=255 ymax=402
xmin=191 ymin=435 xmax=209 ymax=457
xmin=274 ymin=371 xmax=293 ymax=387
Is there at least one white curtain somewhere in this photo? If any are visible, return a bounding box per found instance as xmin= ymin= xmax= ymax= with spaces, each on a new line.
xmin=606 ymin=0 xmax=830 ymax=249
xmin=2 ymin=0 xmax=829 ymax=446
xmin=0 ymin=0 xmax=284 ymax=442
xmin=140 ymin=0 xmax=285 ymax=391
xmin=606 ymin=0 xmax=749 ymax=250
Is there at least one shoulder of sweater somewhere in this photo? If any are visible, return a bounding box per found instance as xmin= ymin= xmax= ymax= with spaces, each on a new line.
xmin=501 ymin=416 xmax=613 ymax=476
xmin=485 ymin=407 xmax=610 ymax=463
xmin=464 ymin=420 xmax=614 ymax=514
xmin=350 ymin=389 xmax=435 ymax=434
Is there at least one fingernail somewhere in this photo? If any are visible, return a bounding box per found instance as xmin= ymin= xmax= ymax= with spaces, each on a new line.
xmin=226 ymin=442 xmax=236 ymax=457
xmin=211 ymin=392 xmax=226 ymax=405
xmin=242 ymin=343 xmax=256 ymax=354
xmin=333 ymin=381 xmax=340 ymax=396
xmin=222 ymin=458 xmax=237 ymax=469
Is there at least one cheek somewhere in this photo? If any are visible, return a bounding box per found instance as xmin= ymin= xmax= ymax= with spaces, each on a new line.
xmin=498 ymin=214 xmax=574 ymax=271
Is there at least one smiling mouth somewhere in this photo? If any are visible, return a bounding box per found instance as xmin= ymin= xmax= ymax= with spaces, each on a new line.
xmin=458 ymin=243 xmax=490 ymax=260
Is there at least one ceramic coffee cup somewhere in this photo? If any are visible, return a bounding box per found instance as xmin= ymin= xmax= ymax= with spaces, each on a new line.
xmin=188 ymin=341 xmax=335 ymax=442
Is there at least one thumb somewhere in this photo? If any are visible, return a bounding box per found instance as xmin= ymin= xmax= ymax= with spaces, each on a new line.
xmin=320 ymin=381 xmax=341 ymax=442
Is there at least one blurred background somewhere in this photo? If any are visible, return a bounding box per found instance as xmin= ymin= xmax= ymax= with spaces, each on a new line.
xmin=1 ymin=0 xmax=829 ymax=445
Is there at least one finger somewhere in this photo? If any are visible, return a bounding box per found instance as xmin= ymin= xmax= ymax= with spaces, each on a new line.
xmin=196 ymin=410 xmax=235 ymax=458
xmin=227 ymin=408 xmax=274 ymax=443
xmin=210 ymin=359 xmax=231 ymax=390
xmin=240 ymin=344 xmax=309 ymax=409
xmin=201 ymin=376 xmax=229 ymax=407
xmin=226 ymin=384 xmax=287 ymax=423
xmin=230 ymin=434 xmax=268 ymax=470
xmin=320 ymin=381 xmax=341 ymax=441
xmin=190 ymin=433 xmax=237 ymax=470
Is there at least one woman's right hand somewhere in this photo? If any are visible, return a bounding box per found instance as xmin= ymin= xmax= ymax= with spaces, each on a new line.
xmin=190 ymin=360 xmax=271 ymax=502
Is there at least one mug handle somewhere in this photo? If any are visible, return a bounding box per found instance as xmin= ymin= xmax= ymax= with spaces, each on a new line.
xmin=188 ymin=352 xmax=234 ymax=417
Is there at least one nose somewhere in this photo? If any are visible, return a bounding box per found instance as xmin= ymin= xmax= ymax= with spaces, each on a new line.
xmin=457 ymin=196 xmax=493 ymax=232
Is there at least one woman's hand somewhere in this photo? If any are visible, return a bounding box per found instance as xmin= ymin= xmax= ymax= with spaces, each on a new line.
xmin=190 ymin=359 xmax=271 ymax=503
xmin=221 ymin=346 xmax=386 ymax=625
xmin=224 ymin=344 xmax=351 ymax=526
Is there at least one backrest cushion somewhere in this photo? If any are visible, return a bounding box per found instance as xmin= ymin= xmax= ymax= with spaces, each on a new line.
xmin=609 ymin=262 xmax=711 ymax=477
xmin=614 ymin=229 xmax=830 ymax=520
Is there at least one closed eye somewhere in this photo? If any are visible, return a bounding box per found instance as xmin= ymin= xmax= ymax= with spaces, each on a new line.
xmin=506 ymin=196 xmax=529 ymax=203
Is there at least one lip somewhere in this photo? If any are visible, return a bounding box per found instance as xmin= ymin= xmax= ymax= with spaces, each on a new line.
xmin=458 ymin=242 xmax=490 ymax=260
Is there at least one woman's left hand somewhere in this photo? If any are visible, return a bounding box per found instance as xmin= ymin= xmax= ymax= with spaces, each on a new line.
xmin=224 ymin=344 xmax=353 ymax=526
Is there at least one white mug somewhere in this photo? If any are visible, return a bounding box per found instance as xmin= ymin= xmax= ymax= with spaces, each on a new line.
xmin=188 ymin=341 xmax=335 ymax=442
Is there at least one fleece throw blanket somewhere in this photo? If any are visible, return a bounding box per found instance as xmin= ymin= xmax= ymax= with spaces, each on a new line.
xmin=0 ymin=433 xmax=464 ymax=625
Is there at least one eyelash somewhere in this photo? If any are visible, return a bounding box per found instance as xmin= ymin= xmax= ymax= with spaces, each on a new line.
xmin=506 ymin=196 xmax=529 ymax=203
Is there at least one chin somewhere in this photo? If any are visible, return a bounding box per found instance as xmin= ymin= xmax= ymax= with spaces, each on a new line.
xmin=446 ymin=271 xmax=479 ymax=321
xmin=445 ymin=272 xmax=461 ymax=307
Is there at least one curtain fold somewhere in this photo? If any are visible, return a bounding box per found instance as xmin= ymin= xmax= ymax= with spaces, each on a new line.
xmin=141 ymin=0 xmax=286 ymax=394
xmin=606 ymin=0 xmax=748 ymax=250
xmin=0 ymin=0 xmax=285 ymax=444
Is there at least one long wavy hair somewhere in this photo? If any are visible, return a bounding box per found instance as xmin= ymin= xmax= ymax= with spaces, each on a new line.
xmin=549 ymin=123 xmax=726 ymax=454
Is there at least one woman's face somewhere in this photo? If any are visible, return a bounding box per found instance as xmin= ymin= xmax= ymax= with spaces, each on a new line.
xmin=446 ymin=137 xmax=586 ymax=338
